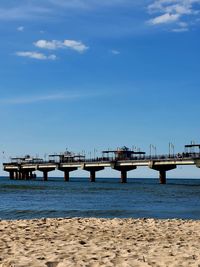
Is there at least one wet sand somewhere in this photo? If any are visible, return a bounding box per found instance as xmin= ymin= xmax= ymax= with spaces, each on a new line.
xmin=0 ymin=217 xmax=200 ymax=267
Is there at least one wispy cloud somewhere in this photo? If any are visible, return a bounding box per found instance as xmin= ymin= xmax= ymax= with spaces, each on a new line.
xmin=0 ymin=89 xmax=107 ymax=105
xmin=17 ymin=26 xmax=24 ymax=32
xmin=16 ymin=51 xmax=57 ymax=60
xmin=0 ymin=0 xmax=137 ymax=21
xmin=34 ymin=39 xmax=89 ymax=53
xmin=111 ymin=50 xmax=120 ymax=55
xmin=171 ymin=27 xmax=189 ymax=32
xmin=0 ymin=6 xmax=51 ymax=20
xmin=48 ymin=0 xmax=136 ymax=10
xmin=0 ymin=92 xmax=83 ymax=105
xmin=147 ymin=0 xmax=200 ymax=31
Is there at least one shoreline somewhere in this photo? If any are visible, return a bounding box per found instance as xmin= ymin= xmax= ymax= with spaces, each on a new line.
xmin=0 ymin=217 xmax=200 ymax=266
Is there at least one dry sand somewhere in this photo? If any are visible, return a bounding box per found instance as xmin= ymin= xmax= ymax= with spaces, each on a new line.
xmin=0 ymin=217 xmax=200 ymax=267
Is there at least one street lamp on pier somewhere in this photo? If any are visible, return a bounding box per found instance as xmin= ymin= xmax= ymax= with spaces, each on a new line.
xmin=169 ymin=143 xmax=174 ymax=158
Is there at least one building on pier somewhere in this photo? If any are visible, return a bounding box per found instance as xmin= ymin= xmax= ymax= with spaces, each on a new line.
xmin=49 ymin=151 xmax=85 ymax=163
xmin=102 ymin=146 xmax=146 ymax=161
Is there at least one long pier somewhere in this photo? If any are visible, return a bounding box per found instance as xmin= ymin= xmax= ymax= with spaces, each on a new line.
xmin=3 ymin=144 xmax=200 ymax=184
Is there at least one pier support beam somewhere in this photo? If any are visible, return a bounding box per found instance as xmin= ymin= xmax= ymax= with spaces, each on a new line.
xmin=194 ymin=159 xmax=200 ymax=169
xmin=82 ymin=167 xmax=104 ymax=182
xmin=121 ymin=169 xmax=128 ymax=183
xmin=149 ymin=163 xmax=176 ymax=184
xmin=112 ymin=166 xmax=137 ymax=183
xmin=38 ymin=168 xmax=55 ymax=181
xmin=21 ymin=171 xmax=26 ymax=180
xmin=18 ymin=169 xmax=35 ymax=180
xmin=159 ymin=169 xmax=166 ymax=184
xmin=14 ymin=171 xmax=19 ymax=180
xmin=18 ymin=171 xmax=23 ymax=180
xmin=64 ymin=171 xmax=70 ymax=182
xmin=89 ymin=169 xmax=96 ymax=183
xmin=58 ymin=167 xmax=78 ymax=182
xmin=43 ymin=171 xmax=48 ymax=181
xmin=9 ymin=171 xmax=14 ymax=180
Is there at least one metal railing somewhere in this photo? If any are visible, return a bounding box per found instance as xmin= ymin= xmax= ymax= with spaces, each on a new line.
xmin=3 ymin=152 xmax=200 ymax=167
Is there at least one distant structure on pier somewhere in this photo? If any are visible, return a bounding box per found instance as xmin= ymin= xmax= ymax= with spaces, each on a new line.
xmin=102 ymin=146 xmax=145 ymax=161
xmin=49 ymin=151 xmax=85 ymax=163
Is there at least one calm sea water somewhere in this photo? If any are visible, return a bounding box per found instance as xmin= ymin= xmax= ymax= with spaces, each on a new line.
xmin=0 ymin=176 xmax=200 ymax=220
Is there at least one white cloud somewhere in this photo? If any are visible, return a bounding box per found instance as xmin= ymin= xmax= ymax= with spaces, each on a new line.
xmin=63 ymin=40 xmax=88 ymax=53
xmin=148 ymin=0 xmax=200 ymax=29
xmin=16 ymin=51 xmax=57 ymax=60
xmin=149 ymin=13 xmax=180 ymax=24
xmin=34 ymin=39 xmax=89 ymax=53
xmin=17 ymin=26 xmax=24 ymax=32
xmin=111 ymin=50 xmax=120 ymax=55
xmin=34 ymin=40 xmax=62 ymax=50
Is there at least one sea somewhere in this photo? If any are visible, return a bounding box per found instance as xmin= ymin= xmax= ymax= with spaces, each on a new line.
xmin=0 ymin=176 xmax=200 ymax=220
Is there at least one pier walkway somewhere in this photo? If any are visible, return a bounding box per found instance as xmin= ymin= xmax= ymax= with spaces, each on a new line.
xmin=3 ymin=144 xmax=200 ymax=184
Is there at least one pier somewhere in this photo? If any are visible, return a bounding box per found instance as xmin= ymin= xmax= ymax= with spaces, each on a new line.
xmin=3 ymin=144 xmax=200 ymax=184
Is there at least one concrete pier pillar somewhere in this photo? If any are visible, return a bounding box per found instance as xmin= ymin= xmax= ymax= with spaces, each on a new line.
xmin=37 ymin=167 xmax=55 ymax=182
xmin=121 ymin=170 xmax=127 ymax=183
xmin=159 ymin=170 xmax=166 ymax=184
xmin=64 ymin=171 xmax=70 ymax=182
xmin=19 ymin=172 xmax=23 ymax=180
xmin=21 ymin=171 xmax=26 ymax=180
xmin=90 ymin=170 xmax=96 ymax=182
xmin=82 ymin=166 xmax=104 ymax=182
xmin=112 ymin=166 xmax=136 ymax=183
xmin=14 ymin=171 xmax=19 ymax=180
xmin=43 ymin=171 xmax=48 ymax=181
xmin=64 ymin=170 xmax=69 ymax=182
xmin=9 ymin=171 xmax=14 ymax=180
xmin=25 ymin=171 xmax=30 ymax=180
xmin=58 ymin=167 xmax=77 ymax=182
xmin=149 ymin=163 xmax=176 ymax=184
xmin=27 ymin=170 xmax=35 ymax=180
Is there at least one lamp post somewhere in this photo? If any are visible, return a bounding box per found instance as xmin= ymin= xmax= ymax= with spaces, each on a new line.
xmin=171 ymin=143 xmax=174 ymax=157
xmin=153 ymin=146 xmax=157 ymax=157
xmin=150 ymin=144 xmax=152 ymax=159
xmin=94 ymin=149 xmax=97 ymax=160
xmin=168 ymin=143 xmax=174 ymax=158
xmin=150 ymin=144 xmax=151 ymax=159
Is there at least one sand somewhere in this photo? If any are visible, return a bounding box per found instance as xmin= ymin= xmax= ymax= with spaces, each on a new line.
xmin=0 ymin=217 xmax=200 ymax=267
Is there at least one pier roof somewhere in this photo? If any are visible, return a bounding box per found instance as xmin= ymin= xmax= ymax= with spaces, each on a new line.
xmin=185 ymin=144 xmax=200 ymax=148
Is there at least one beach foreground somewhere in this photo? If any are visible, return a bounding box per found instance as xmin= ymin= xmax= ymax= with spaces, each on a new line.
xmin=0 ymin=218 xmax=200 ymax=267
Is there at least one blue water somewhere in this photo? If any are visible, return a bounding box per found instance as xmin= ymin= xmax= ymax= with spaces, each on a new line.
xmin=0 ymin=176 xmax=200 ymax=220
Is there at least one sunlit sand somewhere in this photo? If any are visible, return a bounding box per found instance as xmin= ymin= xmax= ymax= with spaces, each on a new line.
xmin=0 ymin=217 xmax=200 ymax=266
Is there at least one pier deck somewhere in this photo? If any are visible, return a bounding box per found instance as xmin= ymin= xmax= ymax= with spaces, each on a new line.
xmin=3 ymin=152 xmax=200 ymax=184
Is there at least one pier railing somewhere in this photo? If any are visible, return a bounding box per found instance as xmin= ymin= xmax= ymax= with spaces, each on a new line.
xmin=3 ymin=151 xmax=200 ymax=184
xmin=4 ymin=152 xmax=200 ymax=166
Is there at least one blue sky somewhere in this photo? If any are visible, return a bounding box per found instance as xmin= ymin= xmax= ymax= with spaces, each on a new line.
xmin=0 ymin=0 xmax=200 ymax=178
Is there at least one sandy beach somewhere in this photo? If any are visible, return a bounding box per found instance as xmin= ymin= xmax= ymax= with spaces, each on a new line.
xmin=0 ymin=217 xmax=200 ymax=267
